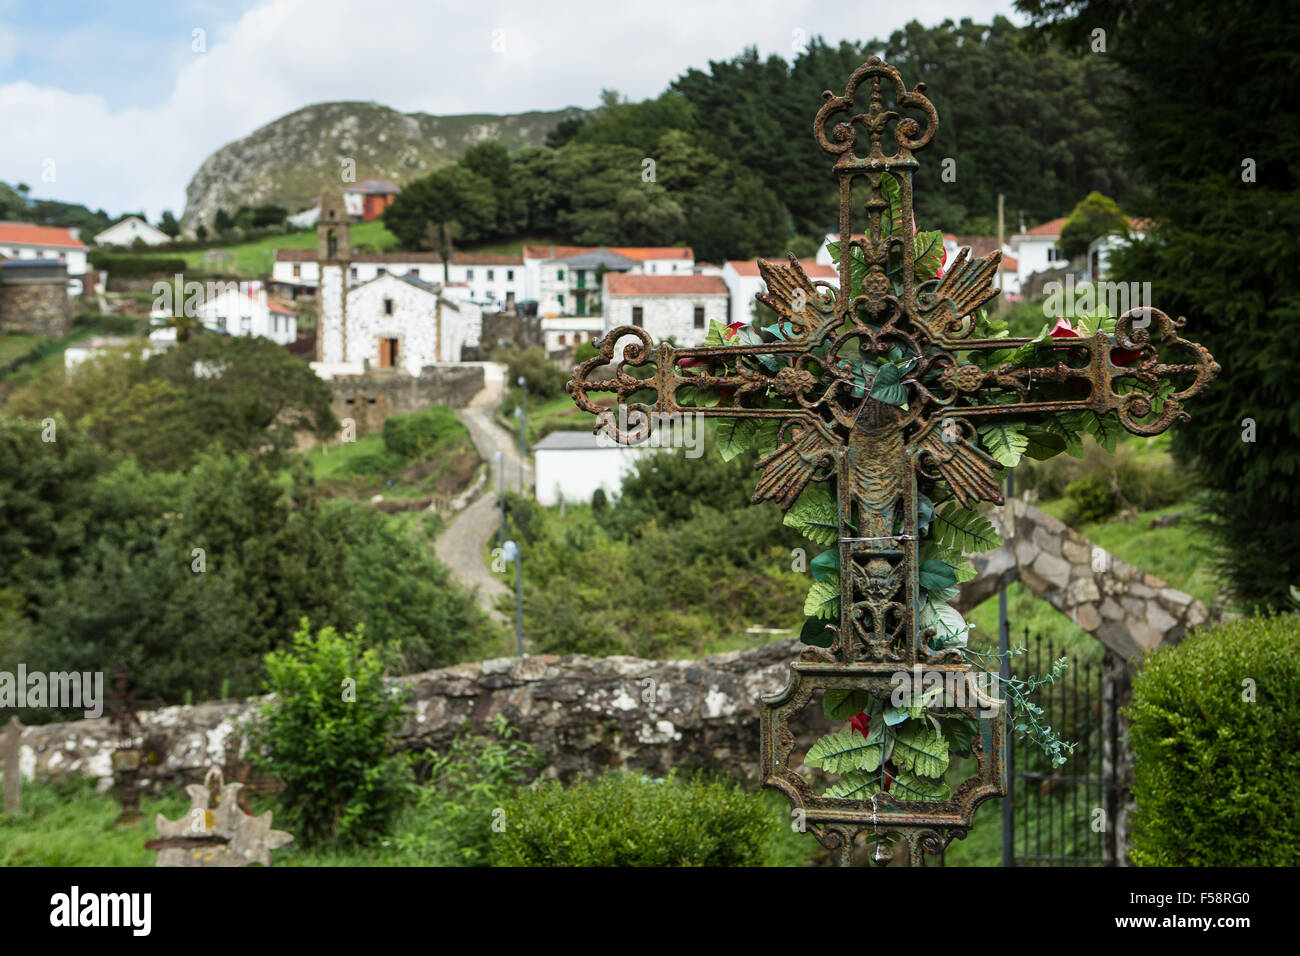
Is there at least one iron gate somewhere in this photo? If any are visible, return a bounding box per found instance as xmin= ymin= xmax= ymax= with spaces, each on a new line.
xmin=1002 ymin=626 xmax=1120 ymax=866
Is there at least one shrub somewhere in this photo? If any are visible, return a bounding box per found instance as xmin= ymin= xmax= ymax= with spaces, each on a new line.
xmin=494 ymin=772 xmax=775 ymax=866
xmin=253 ymin=621 xmax=412 ymax=847
xmin=381 ymin=404 xmax=464 ymax=461
xmin=393 ymin=716 xmax=541 ymax=866
xmin=490 ymin=345 xmax=568 ymax=399
xmin=1127 ymin=613 xmax=1300 ymax=866
xmin=590 ymin=487 xmax=608 ymax=515
xmin=1062 ymin=475 xmax=1119 ymax=525
xmin=573 ymin=340 xmax=598 ymax=363
xmin=87 ymin=251 xmax=187 ymax=276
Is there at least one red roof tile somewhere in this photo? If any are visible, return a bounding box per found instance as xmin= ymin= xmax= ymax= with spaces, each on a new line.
xmin=605 ymin=274 xmax=728 ymax=296
xmin=1022 ymin=217 xmax=1067 ymax=238
xmin=0 ymin=222 xmax=85 ymax=249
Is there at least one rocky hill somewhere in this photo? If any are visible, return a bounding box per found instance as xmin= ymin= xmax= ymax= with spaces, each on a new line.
xmin=181 ymin=101 xmax=586 ymax=229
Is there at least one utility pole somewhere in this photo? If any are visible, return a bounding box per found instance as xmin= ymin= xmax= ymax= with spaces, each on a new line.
xmin=996 ymin=192 xmax=1005 ymax=312
xmin=1000 ymin=470 xmax=1015 ymax=868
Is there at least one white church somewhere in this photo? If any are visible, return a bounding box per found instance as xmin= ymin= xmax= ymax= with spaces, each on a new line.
xmin=310 ymin=190 xmax=482 ymax=378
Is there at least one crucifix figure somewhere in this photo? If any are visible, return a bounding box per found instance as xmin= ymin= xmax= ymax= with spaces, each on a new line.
xmin=568 ymin=57 xmax=1217 ymax=865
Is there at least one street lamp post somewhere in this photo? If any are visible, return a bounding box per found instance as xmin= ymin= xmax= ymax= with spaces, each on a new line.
xmin=502 ymin=539 xmax=524 ymax=657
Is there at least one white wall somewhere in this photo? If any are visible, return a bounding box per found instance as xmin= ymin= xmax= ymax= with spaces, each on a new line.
xmin=318 ymin=263 xmax=348 ymax=364
xmin=1012 ymin=236 xmax=1065 ymax=286
xmin=0 ymin=244 xmax=86 ymax=275
xmin=194 ymin=284 xmax=296 ymax=345
xmin=95 ymin=217 xmax=170 ymax=247
xmin=446 ymin=262 xmax=524 ymax=310
xmin=604 ymin=293 xmax=728 ymax=352
xmin=533 ymin=446 xmax=653 ymax=506
xmin=272 ymin=259 xmax=320 ymax=287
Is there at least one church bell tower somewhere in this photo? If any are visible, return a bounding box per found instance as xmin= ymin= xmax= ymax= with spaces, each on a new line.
xmin=316 ymin=188 xmax=351 ymax=362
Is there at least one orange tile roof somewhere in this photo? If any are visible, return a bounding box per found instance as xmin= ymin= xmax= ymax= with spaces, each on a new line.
xmin=605 ymin=274 xmax=728 ymax=296
xmin=726 ymin=259 xmax=836 ymax=278
xmin=0 ymin=222 xmax=85 ymax=249
xmin=523 ymin=244 xmax=693 ymax=261
xmin=451 ymin=252 xmax=523 ymax=266
xmin=1022 ymin=217 xmax=1067 ymax=238
xmin=609 ymin=246 xmax=693 ymax=260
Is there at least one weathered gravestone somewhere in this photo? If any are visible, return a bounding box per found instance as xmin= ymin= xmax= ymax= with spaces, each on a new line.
xmin=568 ymin=57 xmax=1217 ymax=865
xmin=145 ymin=767 xmax=292 ymax=867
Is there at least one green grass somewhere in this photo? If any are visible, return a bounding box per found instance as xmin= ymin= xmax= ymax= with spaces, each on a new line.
xmin=173 ymin=225 xmax=563 ymax=278
xmin=177 ymin=220 xmax=400 ymax=276
xmin=0 ymin=332 xmax=47 ymax=365
xmin=2 ymin=776 xmax=816 ymax=867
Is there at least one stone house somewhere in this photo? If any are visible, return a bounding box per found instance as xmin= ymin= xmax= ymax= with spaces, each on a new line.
xmin=602 ymin=273 xmax=728 ymax=356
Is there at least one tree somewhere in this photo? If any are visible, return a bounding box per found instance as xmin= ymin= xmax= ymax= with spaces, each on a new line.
xmin=195 ymin=223 xmax=208 ymax=241
xmin=383 ymin=164 xmax=499 ymax=249
xmin=1020 ymin=0 xmax=1300 ymax=609
xmin=214 ymin=208 xmax=234 ymax=235
xmin=158 ymin=210 xmax=181 ymax=238
xmin=1058 ymin=191 xmax=1128 ymax=259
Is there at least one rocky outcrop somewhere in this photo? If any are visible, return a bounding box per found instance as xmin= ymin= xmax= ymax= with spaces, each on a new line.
xmin=181 ymin=102 xmax=587 ymax=230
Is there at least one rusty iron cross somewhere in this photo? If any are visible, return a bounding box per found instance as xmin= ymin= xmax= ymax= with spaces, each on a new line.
xmin=567 ymin=57 xmax=1218 ymax=865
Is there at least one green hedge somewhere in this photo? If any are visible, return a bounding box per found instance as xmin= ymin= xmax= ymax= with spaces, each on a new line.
xmin=1128 ymin=613 xmax=1300 ymax=866
xmin=494 ymin=773 xmax=775 ymax=866
xmin=88 ymin=251 xmax=187 ymax=276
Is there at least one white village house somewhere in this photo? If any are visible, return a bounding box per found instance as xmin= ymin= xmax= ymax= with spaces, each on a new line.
xmin=149 ymin=280 xmax=298 ymax=345
xmin=1008 ymin=217 xmax=1068 ymax=291
xmin=721 ymin=259 xmax=838 ymax=324
xmin=524 ymin=245 xmax=695 ymax=317
xmin=93 ymin=215 xmax=172 ymax=247
xmin=310 ymin=190 xmax=482 ymax=377
xmin=0 ymin=222 xmax=87 ymax=276
xmin=603 ymin=273 xmax=729 ymax=356
xmin=532 ymin=431 xmax=655 ymax=506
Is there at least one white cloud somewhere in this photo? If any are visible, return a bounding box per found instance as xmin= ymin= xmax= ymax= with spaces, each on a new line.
xmin=0 ymin=0 xmax=1020 ymax=220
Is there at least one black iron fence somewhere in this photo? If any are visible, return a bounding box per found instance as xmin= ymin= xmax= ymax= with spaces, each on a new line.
xmin=1003 ymin=627 xmax=1120 ymax=866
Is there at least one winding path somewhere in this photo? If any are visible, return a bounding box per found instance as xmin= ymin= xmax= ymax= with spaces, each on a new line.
xmin=434 ymin=365 xmax=531 ymax=621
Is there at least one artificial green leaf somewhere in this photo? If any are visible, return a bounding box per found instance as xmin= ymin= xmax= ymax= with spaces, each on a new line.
xmin=918 ymin=596 xmax=971 ymax=648
xmin=933 ymin=502 xmax=1002 ymax=554
xmin=784 ymin=483 xmax=839 ymax=546
xmin=914 ymin=230 xmax=945 ymax=280
xmin=810 ymin=548 xmax=840 ymax=583
xmin=918 ymin=559 xmax=957 ymax=592
xmin=978 ymin=420 xmax=1030 ymax=467
xmin=806 ymin=727 xmax=884 ymax=774
xmin=701 ymin=319 xmax=730 ymax=347
xmin=712 ymin=417 xmax=756 ymax=462
xmin=822 ymin=770 xmax=878 ymax=800
xmin=917 ymin=494 xmax=935 ymax=536
xmin=870 ymin=362 xmax=908 ymax=405
xmin=804 ymin=579 xmax=840 ymax=620
xmin=882 ymin=174 xmax=906 ymax=239
xmin=890 ymin=770 xmax=953 ymax=802
xmin=893 ymin=721 xmax=951 ymax=779
xmin=823 ymin=689 xmax=877 ymax=721
xmin=882 ymin=705 xmax=910 ymax=727
xmin=799 ymin=615 xmax=834 ymax=647
xmin=1042 ymin=414 xmax=1084 ymax=458
xmin=1021 ymin=426 xmax=1068 ymax=461
xmin=942 ymin=715 xmax=980 ymax=757
xmin=1082 ymin=409 xmax=1122 ymax=453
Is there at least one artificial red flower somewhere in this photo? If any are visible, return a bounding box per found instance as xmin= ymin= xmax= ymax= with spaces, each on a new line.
xmin=849 ymin=710 xmax=893 ymax=793
xmin=935 ymin=245 xmax=947 ymax=281
xmin=1050 ymin=316 xmax=1141 ymax=367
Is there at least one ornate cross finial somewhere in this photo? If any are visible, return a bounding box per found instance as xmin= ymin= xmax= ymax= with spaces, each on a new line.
xmin=567 ymin=57 xmax=1217 ymax=865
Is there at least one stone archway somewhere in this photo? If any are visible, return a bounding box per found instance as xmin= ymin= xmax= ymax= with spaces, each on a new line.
xmin=955 ymin=499 xmax=1215 ymax=658
xmin=954 ymin=498 xmax=1221 ymax=864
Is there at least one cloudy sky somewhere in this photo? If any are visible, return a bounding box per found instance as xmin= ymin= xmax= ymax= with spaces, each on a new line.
xmin=0 ymin=0 xmax=1022 ymax=221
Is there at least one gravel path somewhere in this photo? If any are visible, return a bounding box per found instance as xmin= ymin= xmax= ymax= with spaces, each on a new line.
xmin=434 ymin=368 xmax=530 ymax=621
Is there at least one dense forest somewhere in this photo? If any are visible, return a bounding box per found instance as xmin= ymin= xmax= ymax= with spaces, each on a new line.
xmin=385 ymin=16 xmax=1130 ymax=262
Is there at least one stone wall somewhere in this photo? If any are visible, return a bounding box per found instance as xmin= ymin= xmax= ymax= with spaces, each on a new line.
xmin=329 ymin=364 xmax=485 ymax=438
xmin=478 ymin=310 xmax=543 ymax=354
xmin=6 ymin=640 xmax=810 ymax=793
xmin=0 ymin=278 xmax=73 ymax=336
